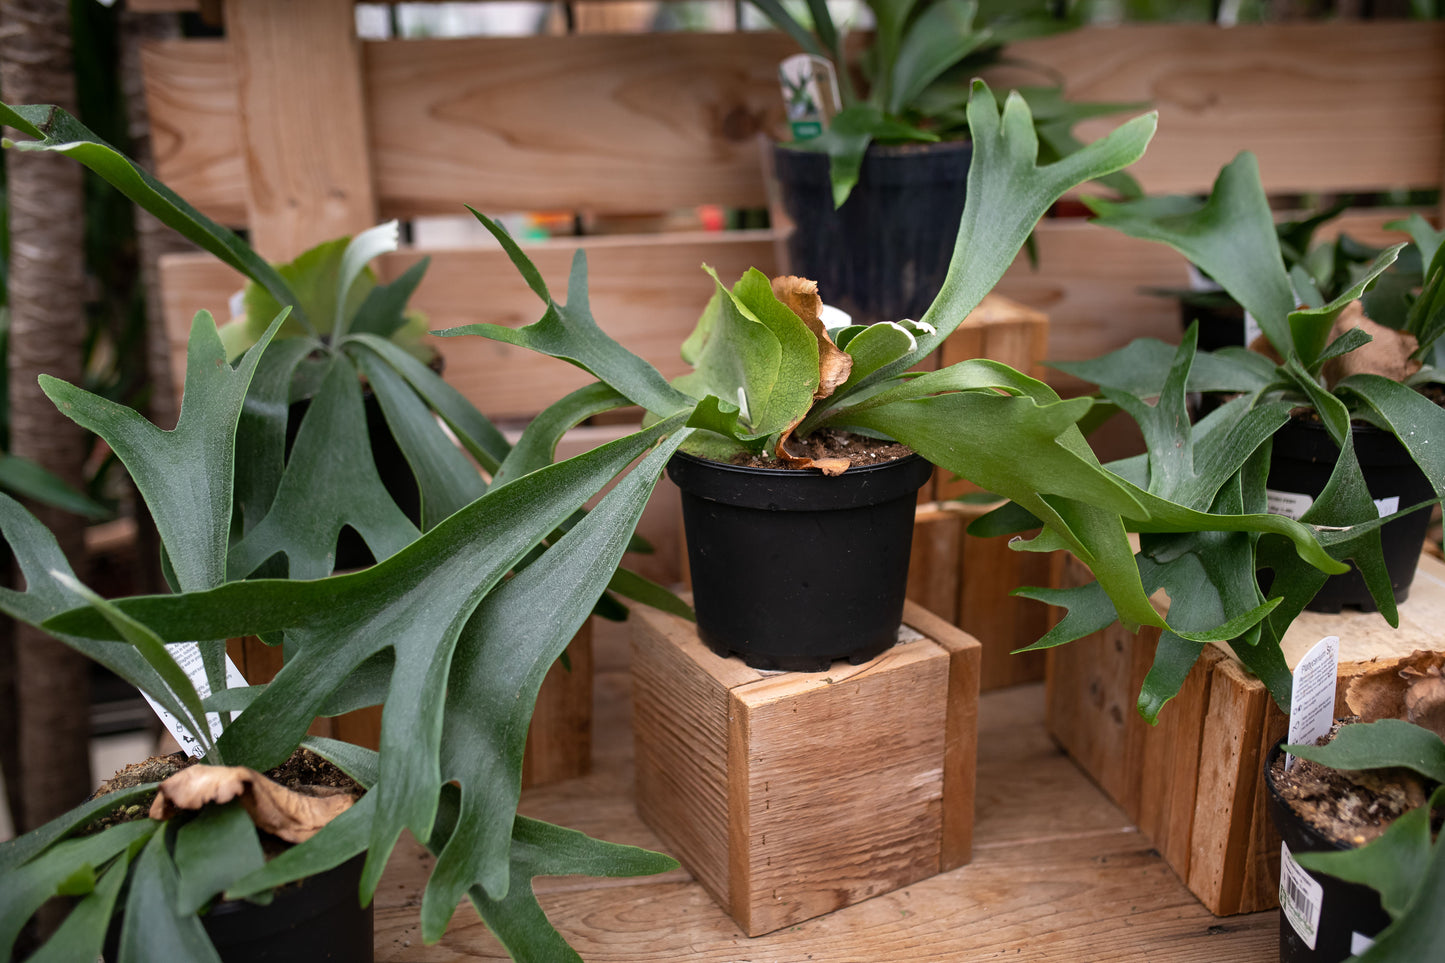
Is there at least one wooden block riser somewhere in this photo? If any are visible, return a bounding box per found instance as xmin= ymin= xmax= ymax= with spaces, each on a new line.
xmin=633 ymin=600 xmax=980 ymax=936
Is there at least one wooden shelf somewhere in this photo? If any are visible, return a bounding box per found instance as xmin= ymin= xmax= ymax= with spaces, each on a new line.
xmin=375 ymin=623 xmax=1278 ymax=961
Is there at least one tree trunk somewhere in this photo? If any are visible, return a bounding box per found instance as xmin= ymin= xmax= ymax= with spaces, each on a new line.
xmin=1 ymin=0 xmax=94 ymax=832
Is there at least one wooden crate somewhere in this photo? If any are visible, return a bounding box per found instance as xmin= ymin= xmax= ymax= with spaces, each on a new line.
xmin=631 ymin=599 xmax=980 ymax=936
xmin=1045 ymin=551 xmax=1445 ymax=916
xmin=908 ymin=502 xmax=1057 ymax=690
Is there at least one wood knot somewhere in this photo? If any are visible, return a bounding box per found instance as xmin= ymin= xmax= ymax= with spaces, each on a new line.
xmin=718 ymin=104 xmax=761 ymax=142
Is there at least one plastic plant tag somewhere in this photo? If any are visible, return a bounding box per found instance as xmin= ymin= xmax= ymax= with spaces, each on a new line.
xmin=1351 ymin=932 xmax=1376 ymax=955
xmin=1285 ymin=635 xmax=1339 ymax=770
xmin=1266 ymin=489 xmax=1315 ymax=520
xmin=778 ymin=54 xmax=839 ymax=141
xmin=1280 ymin=840 xmax=1323 ymax=950
xmin=139 ymin=642 xmax=248 ymax=758
xmin=1268 ymin=491 xmax=1399 ymax=522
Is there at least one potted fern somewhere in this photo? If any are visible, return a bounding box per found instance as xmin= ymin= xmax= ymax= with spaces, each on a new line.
xmin=1029 ymin=152 xmax=1444 ymax=723
xmin=440 ymin=83 xmax=1343 ymax=676
xmin=0 ymin=102 xmax=684 ymax=962
xmin=752 ymin=0 xmax=1141 ymax=327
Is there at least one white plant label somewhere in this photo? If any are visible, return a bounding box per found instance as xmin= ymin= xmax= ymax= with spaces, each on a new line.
xmin=1351 ymin=932 xmax=1376 ymax=955
xmin=1286 ymin=635 xmax=1339 ymax=770
xmin=1267 ymin=489 xmax=1315 ymax=520
xmin=1243 ymin=310 xmax=1263 ymax=348
xmin=1268 ymin=489 xmax=1401 ymax=523
xmin=1280 ymin=841 xmax=1323 ymax=950
xmin=139 ymin=643 xmax=247 ymax=759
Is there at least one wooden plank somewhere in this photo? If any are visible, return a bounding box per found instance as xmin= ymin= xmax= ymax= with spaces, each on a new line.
xmin=1135 ymin=644 xmax=1222 ymax=881
xmin=521 ymin=626 xmax=593 ymax=787
xmin=139 ymin=39 xmax=248 ymax=226
xmin=142 ymin=23 xmax=1444 ymax=226
xmin=157 ymin=231 xmax=778 ymax=419
xmin=728 ymin=639 xmax=950 ymax=935
xmin=950 ymin=500 xmax=1054 ymax=690
xmin=1008 ymin=21 xmax=1445 ymax=197
xmin=906 ymin=506 xmax=963 ymax=624
xmin=142 ymin=32 xmax=793 ymax=221
xmin=631 ymin=604 xmax=758 ymax=907
xmin=903 ymin=600 xmax=982 ymax=872
xmin=1186 ymin=658 xmax=1270 ymax=916
xmin=223 ymin=0 xmax=379 ymax=259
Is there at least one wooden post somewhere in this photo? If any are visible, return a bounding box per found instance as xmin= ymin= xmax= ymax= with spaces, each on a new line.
xmin=223 ymin=0 xmax=378 ymax=260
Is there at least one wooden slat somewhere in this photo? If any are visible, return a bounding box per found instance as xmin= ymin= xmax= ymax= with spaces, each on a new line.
xmin=142 ymin=22 xmax=1445 ymax=227
xmin=1008 ymin=21 xmax=1445 ymax=196
xmin=901 ymin=601 xmax=982 ymax=872
xmin=521 ymin=627 xmax=593 ymax=787
xmin=906 ymin=507 xmax=964 ymax=624
xmin=224 ymin=0 xmax=378 ymax=259
xmin=140 ymin=39 xmax=248 ymax=226
xmin=157 ymin=230 xmax=777 ymax=419
xmin=142 ymin=32 xmax=793 ymax=223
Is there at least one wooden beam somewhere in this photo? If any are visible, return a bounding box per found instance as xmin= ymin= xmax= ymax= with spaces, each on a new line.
xmin=223 ymin=0 xmax=379 ymax=259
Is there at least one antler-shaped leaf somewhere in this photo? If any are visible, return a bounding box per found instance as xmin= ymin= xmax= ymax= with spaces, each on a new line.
xmin=46 ymin=414 xmax=690 ymax=905
xmin=438 ymin=214 xmax=694 ymax=418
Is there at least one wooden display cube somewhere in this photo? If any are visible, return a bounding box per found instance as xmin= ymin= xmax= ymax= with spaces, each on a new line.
xmin=1046 ymin=552 xmax=1445 ymax=916
xmin=631 ymin=600 xmax=981 ymax=936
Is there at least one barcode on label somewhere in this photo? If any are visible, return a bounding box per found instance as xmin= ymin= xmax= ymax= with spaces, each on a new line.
xmin=1280 ymin=841 xmax=1323 ymax=950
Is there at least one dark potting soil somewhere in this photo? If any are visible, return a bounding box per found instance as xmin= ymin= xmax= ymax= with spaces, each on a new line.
xmin=85 ymin=747 xmax=362 ymax=836
xmin=729 ymin=428 xmax=914 ymax=469
xmin=1269 ymin=723 xmax=1433 ymax=848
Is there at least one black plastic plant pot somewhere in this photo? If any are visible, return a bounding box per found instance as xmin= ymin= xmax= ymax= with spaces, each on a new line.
xmin=1177 ymin=293 xmax=1247 ymax=353
xmin=667 ymin=451 xmax=934 ymax=672
xmin=106 ymin=852 xmax=373 ymax=962
xmin=771 ymin=140 xmax=970 ymax=328
xmin=1264 ymin=742 xmax=1391 ymax=963
xmin=1265 ymin=417 xmax=1434 ymax=613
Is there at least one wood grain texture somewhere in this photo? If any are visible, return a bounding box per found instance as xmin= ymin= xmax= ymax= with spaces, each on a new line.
xmin=950 ymin=500 xmax=1056 ymax=691
xmin=630 ymin=603 xmax=975 ymax=937
xmin=373 ymin=681 xmax=1277 ymax=962
xmin=630 ymin=604 xmax=754 ymax=907
xmin=521 ymin=626 xmax=593 ymax=787
xmin=906 ymin=507 xmax=964 ymax=624
xmin=1006 ymin=21 xmax=1445 ymax=196
xmin=141 ymin=22 xmax=1443 ymax=227
xmin=730 ymin=639 xmax=950 ymax=935
xmin=1187 ymin=658 xmax=1271 ymax=916
xmin=902 ymin=600 xmax=982 ymax=872
xmin=157 ymin=231 xmax=778 ymax=419
xmin=223 ymin=0 xmax=378 ymax=259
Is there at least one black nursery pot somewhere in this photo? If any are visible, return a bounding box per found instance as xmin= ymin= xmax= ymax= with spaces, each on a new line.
xmin=106 ymin=852 xmax=373 ymax=962
xmin=1266 ymin=417 xmax=1434 ymax=612
xmin=771 ymin=140 xmax=971 ymax=327
xmin=1264 ymin=743 xmax=1391 ymax=963
xmin=667 ymin=451 xmax=934 ymax=672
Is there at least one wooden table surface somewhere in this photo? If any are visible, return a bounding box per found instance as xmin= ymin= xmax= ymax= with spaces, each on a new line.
xmin=374 ymin=637 xmax=1280 ymax=962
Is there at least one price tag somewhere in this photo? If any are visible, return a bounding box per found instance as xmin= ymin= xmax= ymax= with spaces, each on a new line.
xmin=1280 ymin=841 xmax=1323 ymax=949
xmin=1286 ymin=635 xmax=1339 ymax=769
xmin=139 ymin=643 xmax=248 ymax=759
